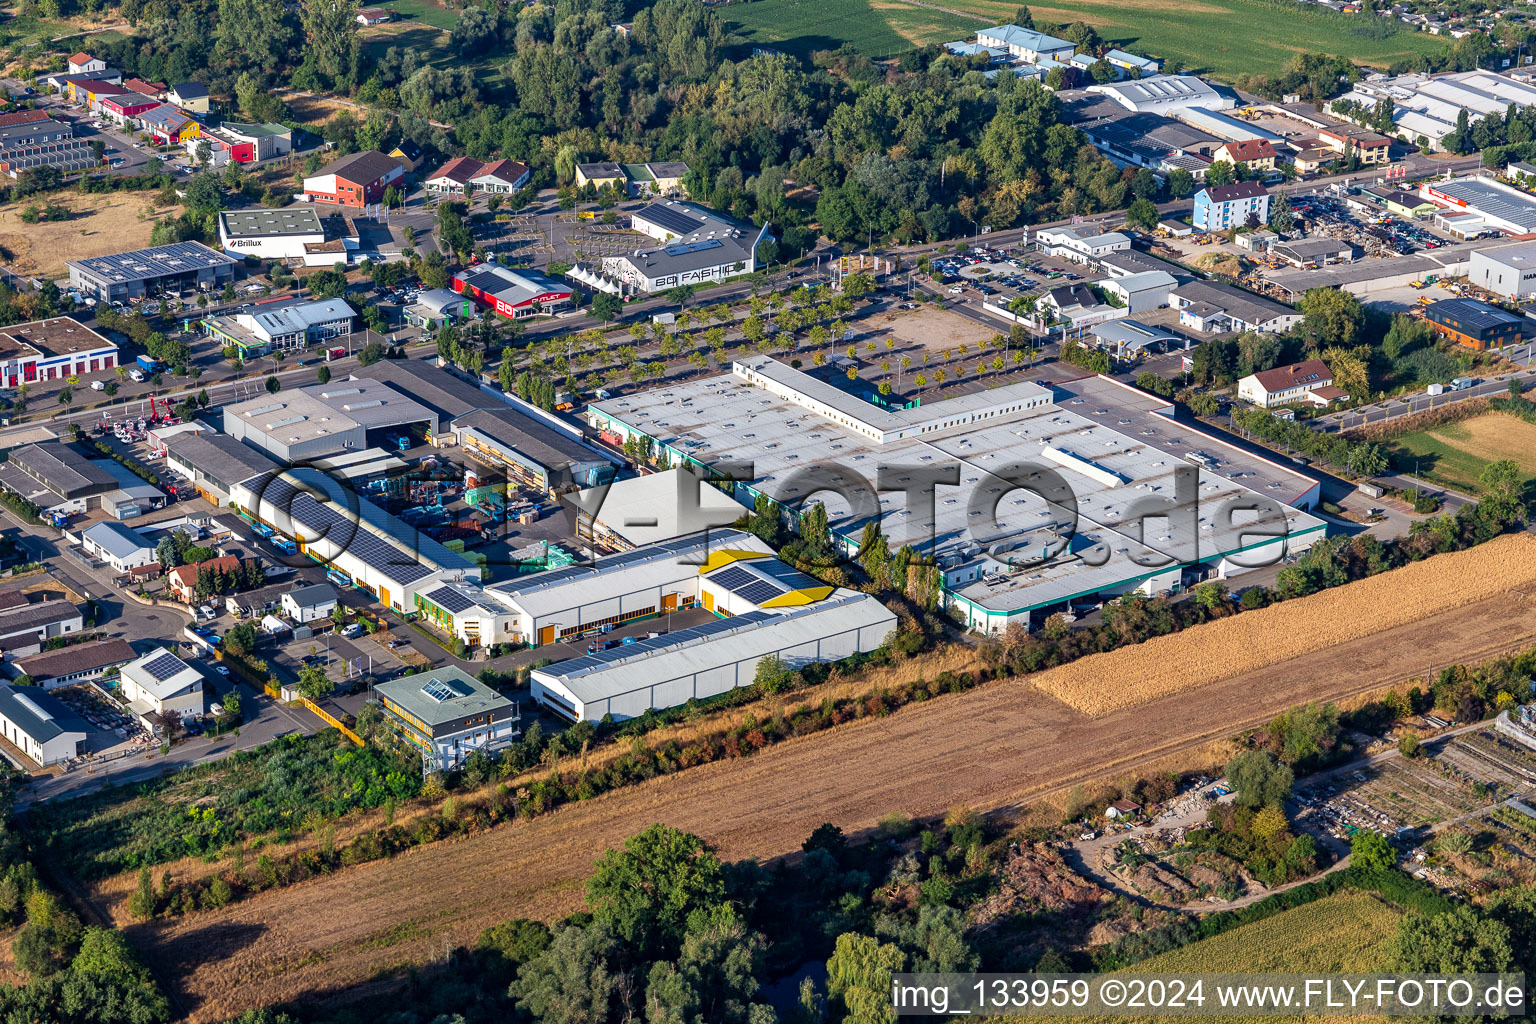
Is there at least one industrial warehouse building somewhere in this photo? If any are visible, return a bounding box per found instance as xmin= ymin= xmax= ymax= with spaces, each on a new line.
xmin=162 ymin=430 xmax=280 ymax=505
xmin=571 ymin=467 xmax=745 ymax=550
xmin=1424 ymin=298 xmax=1528 ymax=350
xmin=589 ymin=357 xmax=1326 ymax=635
xmin=68 ymin=241 xmax=240 ymax=304
xmin=0 ymin=684 xmax=85 ymax=766
xmin=203 ymin=297 xmax=356 ymax=358
xmin=601 ymin=201 xmax=769 ymax=292
xmin=450 ymin=405 xmax=617 ymax=493
xmin=1468 ymin=242 xmax=1536 ymax=301
xmin=374 ymin=666 xmax=519 ymax=771
xmin=216 ymin=207 xmax=328 ymax=260
xmin=222 ymin=378 xmax=436 ymax=462
xmin=1419 ymin=178 xmax=1536 ymax=237
xmin=0 ymin=443 xmax=161 ymax=519
xmin=231 ymin=468 xmax=479 ymax=614
xmin=0 ymin=317 xmax=118 ymax=389
xmin=528 ymin=546 xmax=895 ymax=721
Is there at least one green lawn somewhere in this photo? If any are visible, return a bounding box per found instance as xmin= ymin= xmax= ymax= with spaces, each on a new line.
xmin=369 ymin=0 xmax=461 ymax=31
xmin=726 ymin=0 xmax=984 ymax=59
xmin=1384 ymin=412 xmax=1536 ymax=499
xmin=727 ymin=0 xmax=1450 ymax=79
xmin=0 ymin=13 xmax=82 ymax=51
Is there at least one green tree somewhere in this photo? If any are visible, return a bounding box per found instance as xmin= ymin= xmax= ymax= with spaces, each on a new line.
xmin=265 ymin=376 xmax=281 ymax=394
xmin=586 ymin=824 xmax=727 ymax=959
xmin=826 ymin=932 xmax=905 ymax=1024
xmin=296 ymin=663 xmax=332 ymax=701
xmin=1225 ymin=750 xmax=1293 ymax=809
xmin=512 ymin=923 xmax=622 ymax=1024
xmin=1392 ymin=903 xmax=1512 ymax=975
xmin=1124 ymin=197 xmax=1159 ymax=232
xmin=1299 ymin=288 xmax=1365 ymax=347
xmin=1350 ymin=828 xmax=1398 ymax=877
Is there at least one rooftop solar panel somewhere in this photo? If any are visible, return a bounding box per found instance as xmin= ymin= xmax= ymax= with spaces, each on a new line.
xmin=708 ymin=565 xmax=757 ymax=590
xmin=142 ymin=652 xmax=187 ymax=682
xmin=425 ymin=585 xmax=476 ymax=614
xmin=555 ymin=611 xmax=778 ymax=674
xmin=736 ymin=580 xmax=785 ymax=605
xmin=638 ymin=204 xmax=703 ymax=236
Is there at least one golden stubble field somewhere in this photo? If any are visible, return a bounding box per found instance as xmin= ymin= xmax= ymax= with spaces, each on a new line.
xmin=1032 ymin=533 xmax=1536 ymax=717
xmin=114 ymin=537 xmax=1536 ymax=1022
xmin=0 ymin=190 xmax=177 ymax=278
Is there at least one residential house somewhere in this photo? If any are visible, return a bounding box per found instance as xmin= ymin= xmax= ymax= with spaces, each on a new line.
xmin=1213 ymin=138 xmax=1277 ymax=171
xmin=118 ymin=647 xmax=204 ymax=726
xmin=622 ymin=161 xmax=688 ymax=197
xmin=99 ymin=95 xmax=161 ymax=124
xmin=388 ymin=140 xmax=424 ymax=172
xmin=67 ymin=53 xmax=107 ymax=75
xmin=166 ymin=554 xmax=241 ymax=605
xmin=1317 ymin=124 xmax=1390 ymax=165
xmin=13 ymin=638 xmax=136 ymax=689
xmin=122 ymin=79 xmax=166 ymax=101
xmin=0 ymin=685 xmax=85 ymax=766
xmin=303 ymin=150 xmax=404 ymax=208
xmin=1192 ymin=180 xmax=1270 ymax=232
xmin=356 ymin=7 xmax=393 ymax=23
xmin=168 ymin=83 xmax=210 ymax=113
xmin=138 ymin=104 xmax=201 ymax=145
xmin=281 ymin=583 xmax=337 ymax=624
xmin=226 ymin=581 xmax=293 ymax=618
xmin=80 ymin=521 xmax=156 ymax=573
xmin=469 ymin=158 xmax=531 ymax=194
xmin=1237 ymin=358 xmax=1346 ymax=407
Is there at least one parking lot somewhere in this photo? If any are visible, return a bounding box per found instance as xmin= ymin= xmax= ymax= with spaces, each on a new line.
xmin=929 ymin=246 xmax=1089 ymax=306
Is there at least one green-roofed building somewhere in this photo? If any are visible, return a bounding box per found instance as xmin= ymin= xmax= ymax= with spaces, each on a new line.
xmin=374 ymin=666 xmax=519 ymax=771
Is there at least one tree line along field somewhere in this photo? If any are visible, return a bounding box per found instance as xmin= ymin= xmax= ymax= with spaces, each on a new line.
xmin=726 ymin=0 xmax=1449 ymax=80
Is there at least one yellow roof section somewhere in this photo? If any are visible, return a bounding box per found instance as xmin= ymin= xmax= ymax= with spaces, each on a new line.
xmin=697 ymin=549 xmax=773 ymax=575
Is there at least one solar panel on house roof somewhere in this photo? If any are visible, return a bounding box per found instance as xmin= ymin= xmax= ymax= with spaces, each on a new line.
xmin=141 ymin=652 xmax=186 ymax=682
xmin=425 ymin=585 xmax=476 ymax=614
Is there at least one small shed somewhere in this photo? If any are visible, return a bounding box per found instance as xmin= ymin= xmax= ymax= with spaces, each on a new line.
xmin=1105 ymin=799 xmax=1142 ymax=820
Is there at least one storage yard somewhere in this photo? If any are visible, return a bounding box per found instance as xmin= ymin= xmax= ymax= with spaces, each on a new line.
xmin=115 ymin=564 xmax=1536 ymax=1021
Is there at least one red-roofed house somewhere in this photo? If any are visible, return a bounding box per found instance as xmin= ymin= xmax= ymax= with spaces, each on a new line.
xmin=1213 ymin=138 xmax=1277 ymax=171
xmin=0 ymin=109 xmax=53 ymax=129
xmin=470 ymin=158 xmax=531 ymax=194
xmin=1237 ymin=358 xmax=1340 ymax=407
xmin=166 ymin=555 xmax=242 ymax=605
xmin=67 ymin=53 xmax=106 ymax=75
xmin=425 ymin=156 xmax=481 ymax=195
xmin=356 ymin=7 xmax=393 ymax=23
xmin=122 ymin=78 xmax=167 ymax=100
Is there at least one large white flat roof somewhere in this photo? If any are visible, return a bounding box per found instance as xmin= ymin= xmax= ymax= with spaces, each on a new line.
xmin=591 ymin=363 xmax=1325 ymax=614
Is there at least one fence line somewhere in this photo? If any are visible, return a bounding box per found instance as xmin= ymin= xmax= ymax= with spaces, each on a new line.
xmin=293 ymin=696 xmax=363 ymax=746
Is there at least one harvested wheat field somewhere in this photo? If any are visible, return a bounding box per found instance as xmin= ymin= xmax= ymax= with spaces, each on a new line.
xmin=127 ymin=571 xmax=1536 ymax=1022
xmin=1033 ymin=533 xmax=1536 ymax=717
xmin=0 ymin=191 xmax=176 ymax=278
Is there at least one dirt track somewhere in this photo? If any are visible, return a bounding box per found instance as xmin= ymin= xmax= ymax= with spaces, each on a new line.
xmin=137 ymin=591 xmax=1536 ymax=1021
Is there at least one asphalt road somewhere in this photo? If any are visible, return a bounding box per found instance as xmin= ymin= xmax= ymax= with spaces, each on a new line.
xmin=1315 ymin=363 xmax=1536 ymax=433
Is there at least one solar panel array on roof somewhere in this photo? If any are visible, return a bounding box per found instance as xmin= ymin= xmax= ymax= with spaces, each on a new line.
xmin=638 ymin=204 xmax=703 ymax=236
xmin=141 ymin=652 xmax=187 ymax=682
xmin=249 ymin=473 xmax=438 ymax=585
xmin=71 ymin=241 xmax=237 ymax=284
xmin=425 ymin=585 xmax=476 ymax=614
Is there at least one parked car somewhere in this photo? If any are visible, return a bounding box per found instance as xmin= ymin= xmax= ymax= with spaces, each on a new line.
xmin=90 ymin=380 xmax=105 ymax=391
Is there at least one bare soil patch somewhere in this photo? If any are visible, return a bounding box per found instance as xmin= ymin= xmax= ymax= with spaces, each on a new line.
xmin=878 ymin=304 xmax=993 ymax=353
xmin=126 ymin=584 xmax=1536 ymax=1022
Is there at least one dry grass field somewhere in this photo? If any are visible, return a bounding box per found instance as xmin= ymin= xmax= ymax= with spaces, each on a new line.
xmin=1386 ymin=413 xmax=1536 ymax=497
xmin=0 ymin=190 xmax=177 ymax=278
xmin=1031 ymin=533 xmax=1536 ymax=717
xmin=120 ymin=570 xmax=1536 ymax=1022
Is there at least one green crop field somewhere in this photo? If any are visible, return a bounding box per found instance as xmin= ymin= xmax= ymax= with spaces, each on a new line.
xmin=726 ymin=0 xmax=985 ymax=59
xmin=726 ymin=0 xmax=1449 ymax=79
xmin=1386 ymin=412 xmax=1536 ymax=497
xmin=1060 ymin=890 xmax=1403 ymax=1024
